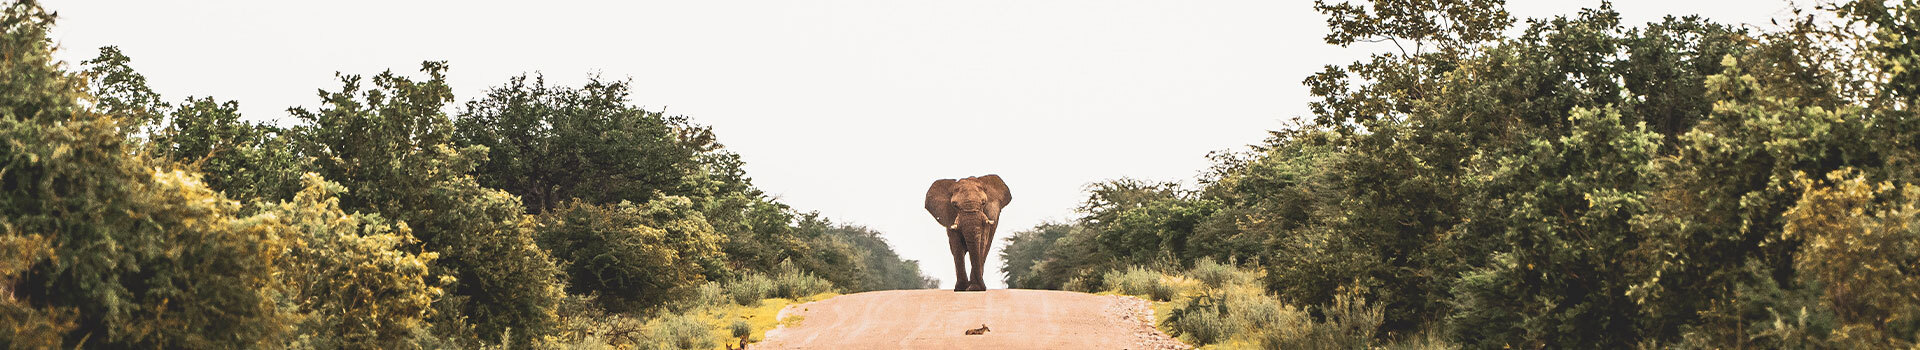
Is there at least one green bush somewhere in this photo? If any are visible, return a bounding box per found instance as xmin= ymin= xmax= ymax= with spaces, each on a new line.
xmin=1259 ymin=283 xmax=1382 ymax=349
xmin=1149 ymin=279 xmax=1180 ymax=302
xmin=1172 ymin=302 xmax=1230 ymax=344
xmin=729 ymin=320 xmax=752 ymax=339
xmin=646 ymin=313 xmax=714 ymax=350
xmin=728 ymin=274 xmax=775 ymax=306
xmin=773 ymin=259 xmax=835 ymax=299
xmin=671 ymin=281 xmax=729 ymax=312
xmin=1143 ymin=262 xmax=1396 ymax=349
xmin=1187 ymin=258 xmax=1255 ymax=290
xmin=538 ymin=199 xmax=724 ymax=313
xmin=1063 ymin=276 xmax=1097 ymax=293
xmin=546 ymin=295 xmax=647 ymax=349
xmin=1164 ymin=285 xmax=1297 ymax=347
xmin=1103 ymin=266 xmax=1172 ymax=301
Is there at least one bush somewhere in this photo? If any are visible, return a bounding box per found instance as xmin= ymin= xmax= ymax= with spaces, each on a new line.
xmin=1187 ymin=258 xmax=1255 ymax=290
xmin=773 ymin=259 xmax=835 ymax=299
xmin=1149 ymin=280 xmax=1180 ymax=302
xmin=546 ymin=295 xmax=647 ymax=349
xmin=278 ymin=175 xmax=444 ymax=349
xmin=1172 ymin=302 xmax=1231 ymax=344
xmin=1063 ymin=276 xmax=1097 ymax=293
xmin=646 ymin=313 xmax=714 ymax=350
xmin=1104 ymin=266 xmax=1172 ymax=301
xmin=1164 ymin=285 xmax=1298 ymax=347
xmin=729 ymin=320 xmax=752 ymax=339
xmin=671 ymin=281 xmax=729 ymax=312
xmin=1143 ymin=261 xmax=1394 ymax=349
xmin=1260 ymin=283 xmax=1382 ymax=349
xmin=728 ymin=274 xmax=775 ymax=306
xmin=1781 ymin=170 xmax=1920 ymax=348
xmin=538 ymin=199 xmax=724 ymax=313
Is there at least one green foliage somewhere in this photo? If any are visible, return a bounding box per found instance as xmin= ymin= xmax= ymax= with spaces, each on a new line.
xmin=538 ymin=198 xmax=725 ymax=313
xmin=1081 ymin=179 xmax=1220 ymax=267
xmin=999 ymin=222 xmax=1071 ymax=289
xmin=772 ymin=259 xmax=835 ymax=299
xmin=6 ymin=1 xmax=932 ymax=348
xmin=0 ymin=232 xmax=72 ymax=348
xmin=1446 ymin=106 xmax=1660 ymax=348
xmin=1001 ymin=1 xmax=1920 ymax=348
xmin=81 ymin=48 xmax=307 ymax=204
xmin=1258 ymin=284 xmax=1386 ymax=350
xmin=547 ymin=295 xmax=649 ymax=349
xmin=290 ymin=62 xmax=565 ymax=347
xmin=728 ymin=320 xmax=751 ymax=339
xmin=77 ymin=45 xmax=164 ymax=135
xmin=275 ymin=174 xmax=446 ymax=349
xmin=1143 ymin=262 xmax=1386 ymax=349
xmin=1315 ymin=0 xmax=1513 ymax=49
xmin=727 ymin=274 xmax=775 ymax=307
xmin=1001 ymin=222 xmax=1107 ymax=291
xmin=674 ymin=281 xmax=730 ymax=312
xmin=1103 ymin=267 xmax=1174 ymax=302
xmin=153 ymin=97 xmax=305 ymax=203
xmin=453 ymin=74 xmax=931 ymax=297
xmin=1780 ymin=169 xmax=1920 ymax=347
xmin=1625 ymin=51 xmax=1865 ymax=346
xmin=1187 ymin=258 xmax=1256 ymax=290
xmin=453 ymin=74 xmax=703 ymax=213
xmin=800 ymin=223 xmax=932 ymax=292
xmin=1 ymin=2 xmax=293 ymax=346
xmin=646 ymin=313 xmax=714 ymax=350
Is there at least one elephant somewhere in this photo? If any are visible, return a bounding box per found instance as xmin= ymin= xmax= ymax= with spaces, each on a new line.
xmin=925 ymin=174 xmax=1012 ymax=292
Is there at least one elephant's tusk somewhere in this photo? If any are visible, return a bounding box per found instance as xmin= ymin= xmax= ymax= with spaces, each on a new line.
xmin=986 ymin=219 xmax=996 ymax=225
xmin=948 ymin=224 xmax=959 ymax=230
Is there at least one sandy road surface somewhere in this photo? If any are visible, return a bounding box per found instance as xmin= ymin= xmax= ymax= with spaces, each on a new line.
xmin=756 ymin=289 xmax=1186 ymax=350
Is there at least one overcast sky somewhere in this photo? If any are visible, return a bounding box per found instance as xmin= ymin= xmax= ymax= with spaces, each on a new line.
xmin=46 ymin=1 xmax=1795 ymax=288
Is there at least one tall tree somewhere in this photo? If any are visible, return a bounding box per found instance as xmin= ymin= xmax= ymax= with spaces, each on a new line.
xmin=454 ymin=75 xmax=701 ymax=213
xmin=290 ymin=62 xmax=564 ymax=347
xmin=2 ymin=2 xmax=292 ymax=346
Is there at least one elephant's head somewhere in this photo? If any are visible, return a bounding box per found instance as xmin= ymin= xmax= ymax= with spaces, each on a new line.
xmin=924 ymin=175 xmax=1012 ymax=233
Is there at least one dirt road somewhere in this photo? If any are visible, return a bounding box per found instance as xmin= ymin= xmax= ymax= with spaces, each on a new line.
xmin=756 ymin=289 xmax=1187 ymax=350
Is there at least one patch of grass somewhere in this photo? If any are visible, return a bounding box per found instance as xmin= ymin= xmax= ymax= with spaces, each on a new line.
xmin=687 ymin=292 xmax=838 ymax=349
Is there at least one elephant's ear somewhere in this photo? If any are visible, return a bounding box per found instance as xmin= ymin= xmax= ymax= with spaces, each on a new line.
xmin=978 ymin=174 xmax=1012 ymax=207
xmin=925 ymin=179 xmax=959 ymax=228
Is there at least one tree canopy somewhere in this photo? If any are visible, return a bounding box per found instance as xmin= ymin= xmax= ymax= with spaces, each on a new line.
xmin=1003 ymin=0 xmax=1920 ymax=348
xmin=0 ymin=1 xmax=931 ymax=348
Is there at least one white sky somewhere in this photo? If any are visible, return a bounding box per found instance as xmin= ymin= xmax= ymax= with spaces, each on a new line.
xmin=46 ymin=1 xmax=1794 ymax=289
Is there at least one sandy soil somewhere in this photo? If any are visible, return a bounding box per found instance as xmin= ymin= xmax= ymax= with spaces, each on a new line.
xmin=755 ymin=289 xmax=1189 ymax=350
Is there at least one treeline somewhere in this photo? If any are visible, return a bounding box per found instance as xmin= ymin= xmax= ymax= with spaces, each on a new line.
xmin=0 ymin=1 xmax=931 ymax=348
xmin=1003 ymin=1 xmax=1920 ymax=348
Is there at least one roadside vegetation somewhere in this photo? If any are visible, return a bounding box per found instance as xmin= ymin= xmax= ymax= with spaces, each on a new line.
xmin=1100 ymin=261 xmax=1439 ymax=349
xmin=0 ymin=1 xmax=931 ymax=348
xmin=545 ymin=267 xmax=837 ymax=350
xmin=1008 ymin=0 xmax=1920 ymax=348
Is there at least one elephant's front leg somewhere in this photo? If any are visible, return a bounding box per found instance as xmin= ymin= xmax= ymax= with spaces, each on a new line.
xmin=948 ymin=229 xmax=970 ymax=291
xmin=966 ymin=232 xmax=989 ymax=291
